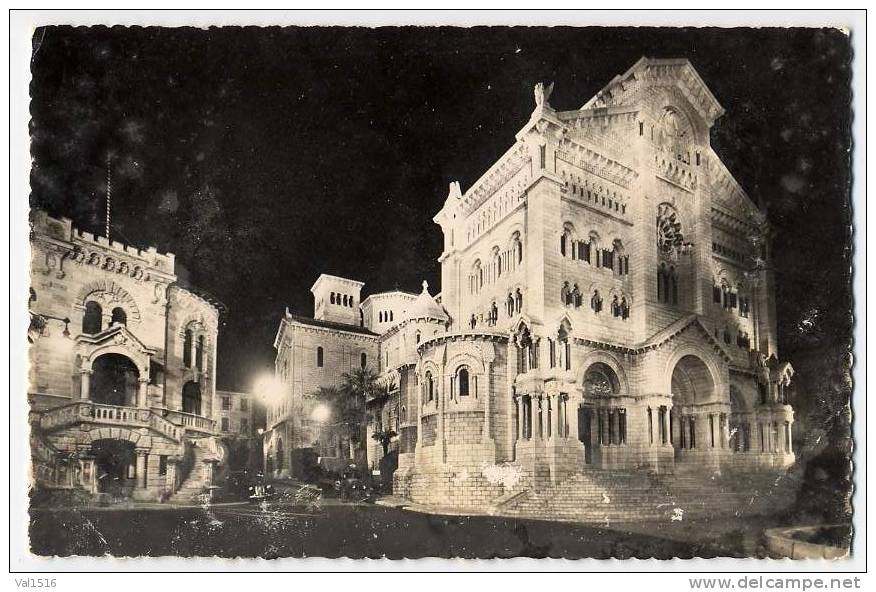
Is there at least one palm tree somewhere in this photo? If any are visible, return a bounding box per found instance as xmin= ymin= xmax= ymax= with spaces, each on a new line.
xmin=339 ymin=368 xmax=382 ymax=468
xmin=371 ymin=428 xmax=398 ymax=457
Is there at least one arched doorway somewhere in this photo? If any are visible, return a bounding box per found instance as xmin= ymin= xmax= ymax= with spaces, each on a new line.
xmin=90 ymin=354 xmax=140 ymax=406
xmin=91 ymin=439 xmax=137 ymax=497
xmin=579 ymin=362 xmax=624 ymax=466
xmin=182 ymin=381 xmax=202 ymax=415
xmin=669 ymin=355 xmax=716 ymax=456
xmin=729 ymin=385 xmax=752 ymax=452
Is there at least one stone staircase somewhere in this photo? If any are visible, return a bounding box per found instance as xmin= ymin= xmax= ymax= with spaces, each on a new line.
xmin=167 ymin=439 xmax=212 ymax=503
xmin=499 ymin=466 xmax=801 ymax=523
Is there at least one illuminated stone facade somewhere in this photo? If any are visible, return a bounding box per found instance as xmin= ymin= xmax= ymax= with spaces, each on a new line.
xmin=28 ymin=210 xmax=225 ymax=503
xmin=266 ymin=58 xmax=797 ymax=517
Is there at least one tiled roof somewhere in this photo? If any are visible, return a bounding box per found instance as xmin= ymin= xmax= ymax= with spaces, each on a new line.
xmin=286 ymin=313 xmax=379 ymax=336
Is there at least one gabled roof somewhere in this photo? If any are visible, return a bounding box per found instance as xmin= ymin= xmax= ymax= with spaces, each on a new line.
xmin=285 ymin=312 xmax=379 ymax=337
xmin=76 ymin=323 xmax=156 ymax=355
xmin=581 ymin=57 xmax=725 ymax=127
xmin=638 ymin=314 xmax=733 ymax=362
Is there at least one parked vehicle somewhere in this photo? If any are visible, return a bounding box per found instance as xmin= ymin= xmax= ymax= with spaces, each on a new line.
xmin=334 ymin=465 xmax=374 ymax=503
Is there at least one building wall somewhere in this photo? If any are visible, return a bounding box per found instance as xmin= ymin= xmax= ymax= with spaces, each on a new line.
xmin=214 ymin=389 xmax=255 ymax=436
xmin=28 ymin=211 xmax=224 ymax=502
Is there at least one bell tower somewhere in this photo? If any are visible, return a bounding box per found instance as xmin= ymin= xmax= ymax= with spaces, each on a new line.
xmin=310 ymin=274 xmax=364 ymax=326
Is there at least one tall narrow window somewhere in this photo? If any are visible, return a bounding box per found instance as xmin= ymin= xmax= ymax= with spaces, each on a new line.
xmin=111 ymin=307 xmax=127 ymax=326
xmin=183 ymin=329 xmax=193 ymax=368
xmin=316 ymin=346 xmax=324 ymax=368
xmin=426 ymin=371 xmax=434 ymax=402
xmin=83 ymin=301 xmax=102 ymax=335
xmin=196 ymin=335 xmax=204 ymax=371
xmin=648 ymin=407 xmax=654 ymax=444
xmin=457 ymin=367 xmax=470 ymax=397
xmin=360 ymin=353 xmax=367 ymax=369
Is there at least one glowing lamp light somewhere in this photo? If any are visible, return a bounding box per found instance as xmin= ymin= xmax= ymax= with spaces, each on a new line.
xmin=253 ymin=374 xmax=284 ymax=406
xmin=311 ymin=404 xmax=331 ymax=424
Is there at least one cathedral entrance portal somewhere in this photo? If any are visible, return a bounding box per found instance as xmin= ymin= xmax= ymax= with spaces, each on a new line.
xmin=670 ymin=355 xmax=716 ymax=461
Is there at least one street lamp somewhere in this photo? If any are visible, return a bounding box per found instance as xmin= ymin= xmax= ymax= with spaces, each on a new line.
xmin=253 ymin=374 xmax=284 ymax=407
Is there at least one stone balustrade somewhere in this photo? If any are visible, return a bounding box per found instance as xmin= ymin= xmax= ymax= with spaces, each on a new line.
xmin=161 ymin=409 xmax=216 ymax=434
xmin=36 ymin=401 xmax=185 ymax=442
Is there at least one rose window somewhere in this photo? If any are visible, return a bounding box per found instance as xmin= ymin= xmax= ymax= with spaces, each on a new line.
xmin=656 ymin=204 xmax=684 ymax=253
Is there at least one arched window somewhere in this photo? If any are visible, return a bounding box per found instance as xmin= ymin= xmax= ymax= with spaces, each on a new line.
xmin=182 ymin=381 xmax=202 ymax=415
xmin=83 ymin=301 xmax=102 ymax=334
xmin=572 ymin=284 xmax=582 ymax=308
xmin=509 ymin=232 xmax=523 ymax=267
xmin=415 ymin=331 xmax=421 ymax=344
xmin=507 ymin=293 xmax=515 ymax=316
xmin=584 ymin=363 xmax=620 ymax=397
xmin=360 ymin=352 xmax=367 ymax=368
xmin=425 ymin=371 xmax=434 ymax=402
xmin=591 ymin=290 xmax=603 ymax=313
xmin=196 ymin=335 xmax=205 ymax=371
xmin=561 ymin=281 xmax=571 ymax=305
xmin=456 ymin=367 xmax=470 ymax=397
xmin=111 ymin=307 xmax=127 ymax=326
xmin=515 ymin=289 xmax=523 ymax=313
xmin=183 ymin=329 xmax=193 ymax=368
xmin=316 ymin=346 xmax=324 ymax=368
xmin=342 ymin=295 xmax=347 ymax=306
xmin=330 ymin=292 xmax=336 ymax=305
xmin=390 ymin=311 xmax=394 ymax=322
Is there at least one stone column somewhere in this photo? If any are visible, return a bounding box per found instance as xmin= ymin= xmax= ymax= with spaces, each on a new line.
xmin=138 ymin=378 xmax=149 ymax=408
xmin=80 ymin=369 xmax=92 ymax=401
xmin=558 ymin=395 xmax=565 ymax=439
xmin=416 ymin=382 xmax=423 ymax=446
xmin=136 ymin=451 xmax=148 ymax=488
xmin=166 ymin=459 xmax=179 ymax=495
xmin=515 ymin=396 xmax=523 ymax=441
xmin=664 ymin=407 xmax=671 ymax=447
xmin=438 ymin=376 xmax=446 ymax=463
xmin=568 ymin=399 xmax=580 ymax=441
xmin=482 ymin=362 xmax=492 ymax=443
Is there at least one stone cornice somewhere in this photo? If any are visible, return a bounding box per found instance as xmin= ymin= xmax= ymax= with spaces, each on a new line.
xmin=417 ymin=331 xmax=508 ymax=355
xmin=556 ymin=137 xmax=638 ymax=189
xmin=438 ymin=142 xmax=531 ymax=220
xmin=280 ymin=317 xmax=380 ymax=343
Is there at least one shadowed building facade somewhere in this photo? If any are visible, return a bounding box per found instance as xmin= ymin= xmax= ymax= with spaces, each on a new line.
xmin=28 ymin=211 xmax=227 ymax=503
xmin=266 ymin=58 xmax=797 ymax=518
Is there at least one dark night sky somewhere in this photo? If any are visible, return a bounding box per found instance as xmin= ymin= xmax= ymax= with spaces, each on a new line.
xmin=28 ymin=26 xmax=853 ymax=391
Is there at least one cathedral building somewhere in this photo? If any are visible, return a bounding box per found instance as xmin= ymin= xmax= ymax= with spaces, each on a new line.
xmin=267 ymin=57 xmax=797 ymax=518
xmin=28 ymin=210 xmax=226 ymax=503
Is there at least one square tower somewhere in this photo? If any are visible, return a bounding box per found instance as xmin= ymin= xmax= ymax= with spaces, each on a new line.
xmin=310 ymin=274 xmax=364 ymax=326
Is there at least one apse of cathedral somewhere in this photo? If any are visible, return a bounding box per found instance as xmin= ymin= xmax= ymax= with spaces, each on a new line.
xmin=262 ymin=58 xmax=797 ymax=517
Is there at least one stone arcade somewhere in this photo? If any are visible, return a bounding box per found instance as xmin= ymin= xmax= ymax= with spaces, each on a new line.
xmin=28 ymin=211 xmax=226 ymax=503
xmin=266 ymin=57 xmax=797 ymax=519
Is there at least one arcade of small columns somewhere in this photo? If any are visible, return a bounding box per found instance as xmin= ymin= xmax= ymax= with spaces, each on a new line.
xmin=513 ymin=392 xmax=573 ymax=442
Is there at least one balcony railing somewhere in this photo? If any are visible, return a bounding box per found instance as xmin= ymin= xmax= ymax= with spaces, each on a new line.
xmin=160 ymin=409 xmax=216 ymax=434
xmin=36 ymin=401 xmax=190 ymax=442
